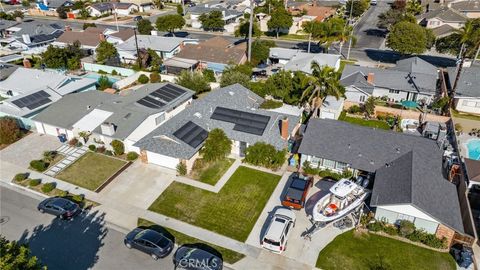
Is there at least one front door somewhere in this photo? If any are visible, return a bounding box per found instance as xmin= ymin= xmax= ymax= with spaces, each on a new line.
xmin=239 ymin=141 xmax=247 ymax=157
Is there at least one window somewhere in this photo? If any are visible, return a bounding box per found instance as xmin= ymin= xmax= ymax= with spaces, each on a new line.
xmin=311 ymin=156 xmax=321 ymax=168
xmin=389 ymin=90 xmax=400 ymax=94
xmin=322 ymin=159 xmax=336 ymax=169
xmin=335 ymin=161 xmax=348 ymax=171
xmin=360 ymin=96 xmax=366 ymax=102
xmin=155 ymin=113 xmax=165 ymax=125
xmin=397 ymin=213 xmax=415 ymax=223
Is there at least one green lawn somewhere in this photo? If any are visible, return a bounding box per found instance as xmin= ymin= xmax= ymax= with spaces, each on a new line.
xmin=149 ymin=166 xmax=280 ymax=241
xmin=316 ymin=230 xmax=456 ymax=270
xmin=190 ymin=158 xmax=235 ymax=185
xmin=452 ymin=109 xmax=480 ymax=121
xmin=56 ymin=152 xmax=127 ymax=191
xmin=138 ymin=218 xmax=245 ymax=264
xmin=339 ymin=112 xmax=391 ymax=130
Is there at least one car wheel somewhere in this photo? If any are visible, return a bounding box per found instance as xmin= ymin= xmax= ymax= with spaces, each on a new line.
xmin=38 ymin=208 xmax=44 ymax=213
xmin=151 ymin=253 xmax=158 ymax=260
xmin=125 ymin=243 xmax=132 ymax=249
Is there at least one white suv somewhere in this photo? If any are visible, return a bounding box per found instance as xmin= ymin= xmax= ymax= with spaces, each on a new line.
xmin=261 ymin=208 xmax=296 ymax=254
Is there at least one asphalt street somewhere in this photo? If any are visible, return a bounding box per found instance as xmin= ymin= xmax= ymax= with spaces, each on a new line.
xmin=353 ymin=1 xmax=390 ymax=50
xmin=0 ymin=184 xmax=174 ymax=270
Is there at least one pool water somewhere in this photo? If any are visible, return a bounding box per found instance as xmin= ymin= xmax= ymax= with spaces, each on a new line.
xmin=467 ymin=139 xmax=480 ymax=160
xmin=83 ymin=73 xmax=120 ymax=83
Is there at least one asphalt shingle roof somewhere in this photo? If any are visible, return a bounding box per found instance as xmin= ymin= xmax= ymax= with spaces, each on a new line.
xmin=117 ymin=35 xmax=193 ymax=53
xmin=393 ymin=57 xmax=438 ymax=76
xmin=339 ymin=71 xmax=374 ymax=94
xmin=417 ymin=6 xmax=468 ymax=22
xmin=447 ymin=66 xmax=480 ymax=97
xmin=298 ymin=118 xmax=464 ymax=233
xmin=174 ymin=37 xmax=246 ymax=65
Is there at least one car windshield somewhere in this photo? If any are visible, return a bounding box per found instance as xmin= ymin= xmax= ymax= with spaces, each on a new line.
xmin=179 ymin=248 xmax=196 ymax=260
xmin=274 ymin=217 xmax=286 ymax=223
xmin=134 ymin=230 xmax=148 ymax=240
xmin=155 ymin=236 xmax=170 ymax=248
xmin=263 ymin=238 xmax=280 ymax=246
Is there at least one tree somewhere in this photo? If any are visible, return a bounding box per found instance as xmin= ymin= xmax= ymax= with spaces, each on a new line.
xmin=22 ymin=0 xmax=29 ymax=7
xmin=203 ymin=69 xmax=216 ymax=82
xmin=301 ymin=63 xmax=345 ymax=117
xmin=302 ymin=17 xmax=351 ymax=52
xmin=98 ymin=75 xmax=112 ymax=90
xmin=267 ymin=8 xmax=292 ymax=38
xmin=41 ymin=41 xmax=83 ymax=70
xmin=377 ymin=9 xmax=416 ymax=29
xmin=235 ymin=14 xmax=261 ymax=39
xmin=11 ymin=10 xmax=24 ymax=20
xmin=244 ymin=142 xmax=287 ymax=170
xmin=346 ymin=0 xmax=370 ymax=17
xmin=220 ymin=70 xmax=250 ymax=88
xmin=251 ymin=39 xmax=275 ymax=66
xmin=406 ymin=0 xmax=422 ymax=15
xmin=175 ymin=71 xmax=211 ymax=94
xmin=199 ymin=10 xmax=225 ymax=31
xmin=436 ymin=19 xmax=480 ymax=58
xmin=392 ymin=0 xmax=407 ymax=10
xmin=199 ymin=128 xmax=231 ymax=162
xmin=364 ymin=96 xmax=375 ymax=117
xmin=264 ymin=70 xmax=293 ymax=101
xmin=82 ymin=22 xmax=96 ymax=30
xmin=386 ymin=21 xmax=430 ymax=54
xmin=137 ymin=18 xmax=153 ymax=35
xmin=57 ymin=6 xmax=68 ymax=19
xmin=0 ymin=117 xmax=21 ymax=144
xmin=110 ymin=140 xmax=125 ymax=155
xmin=156 ymin=14 xmax=185 ymax=34
xmin=224 ymin=64 xmax=253 ymax=77
xmin=176 ymin=4 xmax=183 ymax=15
xmin=79 ymin=7 xmax=89 ymax=19
xmin=147 ymin=48 xmax=162 ymax=71
xmin=0 ymin=236 xmax=45 ymax=270
xmin=95 ymin=41 xmax=118 ymax=64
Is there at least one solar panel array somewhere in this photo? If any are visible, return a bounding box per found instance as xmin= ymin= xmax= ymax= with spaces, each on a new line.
xmin=173 ymin=121 xmax=208 ymax=148
xmin=11 ymin=90 xmax=52 ymax=110
xmin=210 ymin=107 xmax=271 ymax=136
xmin=136 ymin=84 xmax=187 ymax=109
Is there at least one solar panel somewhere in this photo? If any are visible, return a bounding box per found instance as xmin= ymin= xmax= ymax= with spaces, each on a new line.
xmin=136 ymin=84 xmax=186 ymax=108
xmin=136 ymin=96 xmax=165 ymax=109
xmin=173 ymin=121 xmax=208 ymax=148
xmin=211 ymin=107 xmax=271 ymax=136
xmin=11 ymin=90 xmax=51 ymax=110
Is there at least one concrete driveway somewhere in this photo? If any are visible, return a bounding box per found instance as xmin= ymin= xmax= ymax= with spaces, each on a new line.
xmin=0 ymin=133 xmax=62 ymax=168
xmin=99 ymin=162 xmax=176 ymax=210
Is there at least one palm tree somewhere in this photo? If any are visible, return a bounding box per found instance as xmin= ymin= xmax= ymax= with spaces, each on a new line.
xmin=301 ymin=62 xmax=345 ymax=118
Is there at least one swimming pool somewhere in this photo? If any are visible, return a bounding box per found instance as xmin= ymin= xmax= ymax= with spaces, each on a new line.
xmin=83 ymin=73 xmax=120 ymax=83
xmin=467 ymin=139 xmax=480 ymax=160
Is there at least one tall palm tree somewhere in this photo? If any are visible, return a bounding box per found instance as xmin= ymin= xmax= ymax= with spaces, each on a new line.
xmin=301 ymin=62 xmax=345 ymax=118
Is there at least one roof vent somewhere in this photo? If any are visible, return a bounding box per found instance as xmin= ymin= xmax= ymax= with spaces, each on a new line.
xmin=194 ymin=112 xmax=202 ymax=118
xmin=370 ymin=160 xmax=374 ymax=165
xmin=87 ymin=105 xmax=91 ymax=110
xmin=396 ymin=147 xmax=400 ymax=153
xmin=228 ymin=91 xmax=234 ymax=96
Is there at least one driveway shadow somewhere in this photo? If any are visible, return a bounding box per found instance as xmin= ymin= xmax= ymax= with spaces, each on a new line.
xmin=364 ymin=29 xmax=387 ymax=37
xmin=18 ymin=210 xmax=107 ymax=270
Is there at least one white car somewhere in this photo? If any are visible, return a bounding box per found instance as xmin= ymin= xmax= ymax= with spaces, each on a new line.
xmin=261 ymin=208 xmax=296 ymax=254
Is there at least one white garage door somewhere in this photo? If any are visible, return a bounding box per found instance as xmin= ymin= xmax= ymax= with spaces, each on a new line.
xmin=147 ymin=151 xmax=179 ymax=169
xmin=320 ymin=111 xmax=335 ymax=120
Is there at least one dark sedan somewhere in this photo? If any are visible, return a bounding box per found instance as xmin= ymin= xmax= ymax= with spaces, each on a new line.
xmin=124 ymin=228 xmax=174 ymax=260
xmin=37 ymin=197 xmax=81 ymax=220
xmin=173 ymin=246 xmax=223 ymax=270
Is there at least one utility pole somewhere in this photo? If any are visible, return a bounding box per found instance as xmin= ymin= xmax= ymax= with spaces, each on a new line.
xmin=346 ymin=0 xmax=354 ymax=60
xmin=113 ymin=2 xmax=119 ymax=32
xmin=133 ymin=27 xmax=141 ymax=69
xmin=473 ymin=44 xmax=480 ymax=65
xmin=307 ymin=32 xmax=311 ymax=53
xmin=247 ymin=0 xmax=254 ymax=62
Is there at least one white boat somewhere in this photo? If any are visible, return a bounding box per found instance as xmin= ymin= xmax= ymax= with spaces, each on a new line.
xmin=312 ymin=179 xmax=370 ymax=223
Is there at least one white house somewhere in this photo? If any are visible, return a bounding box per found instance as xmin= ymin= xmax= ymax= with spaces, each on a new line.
xmin=448 ymin=66 xmax=480 ymax=114
xmin=269 ymin=48 xmax=341 ymax=73
xmin=87 ymin=2 xmax=138 ymax=17
xmin=186 ymin=5 xmax=243 ymax=32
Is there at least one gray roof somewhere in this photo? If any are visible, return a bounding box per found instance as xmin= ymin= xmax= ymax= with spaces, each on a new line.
xmin=341 ymin=64 xmax=438 ymax=93
xmin=417 ymin=6 xmax=467 ymax=22
xmin=0 ymin=19 xmax=18 ymax=31
xmin=187 ymin=5 xmax=243 ymax=19
xmin=284 ymin=52 xmax=341 ymax=74
xmin=451 ymin=0 xmax=480 ymax=11
xmin=9 ymin=21 xmax=63 ymax=37
xmin=0 ymin=64 xmax=18 ymax=81
xmin=431 ymin=24 xmax=457 ymax=37
xmin=32 ymin=83 xmax=194 ymax=140
xmin=0 ymin=87 xmax=63 ymax=117
xmin=89 ymin=2 xmax=136 ymax=12
xmin=393 ymin=57 xmax=438 ymax=76
xmin=298 ymin=119 xmax=464 ymax=233
xmin=269 ymin=47 xmax=302 ymax=60
xmin=447 ymin=66 xmax=480 ymax=97
xmin=134 ymin=84 xmax=300 ymax=159
xmin=117 ymin=35 xmax=195 ymax=54
xmin=47 ymin=0 xmax=73 ymax=9
xmin=339 ymin=71 xmax=374 ymax=94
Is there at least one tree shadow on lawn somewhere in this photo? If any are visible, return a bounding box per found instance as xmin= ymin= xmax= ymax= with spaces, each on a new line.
xmin=17 ymin=210 xmax=108 ymax=270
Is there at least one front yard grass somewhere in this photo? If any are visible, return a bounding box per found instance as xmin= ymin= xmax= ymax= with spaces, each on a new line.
xmin=339 ymin=112 xmax=391 ymax=130
xmin=189 ymin=158 xmax=235 ymax=185
xmin=316 ymin=230 xmax=456 ymax=270
xmin=56 ymin=152 xmax=127 ymax=191
xmin=138 ymin=218 xmax=245 ymax=264
xmin=149 ymin=166 xmax=280 ymax=242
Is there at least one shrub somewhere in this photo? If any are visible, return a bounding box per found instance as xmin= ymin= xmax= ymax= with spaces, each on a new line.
xmin=150 ymin=72 xmax=161 ymax=83
xmin=259 ymin=100 xmax=283 ymax=109
xmin=68 ymin=138 xmax=78 ymax=146
xmin=105 ymin=150 xmax=113 ymax=156
xmin=318 ymin=169 xmax=344 ymax=181
xmin=57 ymin=190 xmax=68 ymax=197
xmin=30 ymin=160 xmax=49 ymax=172
xmin=137 ymin=74 xmax=149 ymax=84
xmin=176 ymin=162 xmax=187 ymax=176
xmin=244 ymin=142 xmax=287 ymax=170
xmin=41 ymin=182 xmax=56 ymax=193
xmin=406 ymin=229 xmax=447 ymax=249
xmin=302 ymin=161 xmax=319 ymax=175
xmin=126 ymin=151 xmax=139 ymax=161
xmin=76 ymin=141 xmax=83 ymax=147
xmin=383 ymin=225 xmax=398 ymax=236
xmin=199 ymin=129 xmax=231 ymax=162
xmin=28 ymin=179 xmax=41 ymax=187
xmin=110 ymin=140 xmax=125 ymax=155
xmin=88 ymin=144 xmax=96 ymax=151
xmin=96 ymin=146 xmax=106 ymax=153
xmin=97 ymin=69 xmax=107 ymax=74
xmin=348 ymin=105 xmax=362 ymax=114
xmin=111 ymin=70 xmax=118 ymax=76
xmin=202 ymin=69 xmax=216 ymax=82
xmin=0 ymin=116 xmax=22 ymax=144
xmin=398 ymin=220 xmax=415 ymax=237
xmin=367 ymin=220 xmax=387 ymax=232
xmin=192 ymin=158 xmax=206 ymax=171
xmin=455 ymin=123 xmax=463 ymax=132
xmin=71 ymin=194 xmax=84 ymax=203
xmin=43 ymin=150 xmax=57 ymax=162
xmin=13 ymin=173 xmax=29 ymax=182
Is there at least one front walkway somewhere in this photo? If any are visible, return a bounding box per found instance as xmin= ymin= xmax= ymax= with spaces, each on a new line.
xmin=44 ymin=145 xmax=88 ymax=177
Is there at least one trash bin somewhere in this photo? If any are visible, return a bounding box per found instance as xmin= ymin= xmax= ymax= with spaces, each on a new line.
xmin=58 ymin=134 xmax=67 ymax=143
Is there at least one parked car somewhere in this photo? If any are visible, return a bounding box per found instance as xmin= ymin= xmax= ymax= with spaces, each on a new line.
xmin=173 ymin=246 xmax=223 ymax=270
xmin=281 ymin=174 xmax=313 ymax=209
xmin=124 ymin=228 xmax=174 ymax=260
xmin=37 ymin=197 xmax=81 ymax=220
xmin=133 ymin=15 xmax=143 ymax=22
xmin=261 ymin=208 xmax=296 ymax=253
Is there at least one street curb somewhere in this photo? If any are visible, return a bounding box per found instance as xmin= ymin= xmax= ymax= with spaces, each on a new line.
xmin=7 ymin=182 xmax=49 ymax=199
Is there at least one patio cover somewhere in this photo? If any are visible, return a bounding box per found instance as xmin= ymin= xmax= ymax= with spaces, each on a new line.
xmin=465 ymin=158 xmax=480 ymax=183
xmin=72 ymin=109 xmax=113 ymax=132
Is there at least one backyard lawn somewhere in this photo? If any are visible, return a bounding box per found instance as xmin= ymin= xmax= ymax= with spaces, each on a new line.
xmin=316 ymin=230 xmax=456 ymax=270
xmin=339 ymin=112 xmax=391 ymax=130
xmin=56 ymin=152 xmax=127 ymax=191
xmin=149 ymin=166 xmax=280 ymax=241
xmin=190 ymin=158 xmax=235 ymax=185
xmin=138 ymin=218 xmax=245 ymax=264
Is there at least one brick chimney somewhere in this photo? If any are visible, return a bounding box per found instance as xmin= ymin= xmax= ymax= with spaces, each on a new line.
xmin=23 ymin=58 xmax=31 ymax=68
xmin=281 ymin=117 xmax=289 ymax=140
xmin=367 ymin=72 xmax=374 ymax=84
xmin=99 ymin=33 xmax=105 ymax=41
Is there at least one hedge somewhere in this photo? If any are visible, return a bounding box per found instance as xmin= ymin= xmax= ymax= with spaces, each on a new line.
xmin=126 ymin=151 xmax=138 ymax=161
xmin=41 ymin=182 xmax=56 ymax=193
xmin=30 ymin=160 xmax=49 ymax=172
xmin=13 ymin=173 xmax=29 ymax=182
xmin=28 ymin=179 xmax=41 ymax=186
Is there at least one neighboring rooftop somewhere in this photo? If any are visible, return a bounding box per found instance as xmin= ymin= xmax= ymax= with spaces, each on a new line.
xmin=187 ymin=5 xmax=243 ymax=19
xmin=134 ymin=84 xmax=300 ymax=159
xmin=175 ymin=37 xmax=246 ymax=65
xmin=0 ymin=67 xmax=68 ymax=94
xmin=417 ymin=6 xmax=468 ymax=22
xmin=447 ymin=66 xmax=480 ymax=97
xmin=465 ymin=158 xmax=480 ymax=183
xmin=284 ymin=52 xmax=341 ymax=74
xmin=55 ymin=28 xmax=104 ymax=47
xmin=298 ymin=118 xmax=464 ymax=234
xmin=450 ymin=0 xmax=480 ymax=11
xmin=117 ymin=35 xmax=195 ymax=53
xmin=89 ymin=2 xmax=137 ymax=11
xmin=0 ymin=64 xmax=18 ymax=81
xmin=289 ymin=3 xmax=336 ymax=21
xmin=393 ymin=57 xmax=438 ymax=76
xmin=339 ymin=71 xmax=375 ymax=94
xmin=7 ymin=20 xmax=63 ymax=37
xmin=109 ymin=28 xmax=135 ymax=41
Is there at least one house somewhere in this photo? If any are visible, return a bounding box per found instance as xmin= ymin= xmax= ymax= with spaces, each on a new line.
xmin=120 ymin=0 xmax=153 ymax=12
xmin=417 ymin=6 xmax=467 ymax=36
xmin=133 ymin=84 xmax=301 ymax=172
xmin=53 ymin=27 xmax=106 ymax=52
xmin=269 ymin=48 xmax=341 ymax=73
xmin=87 ymin=2 xmax=139 ymax=17
xmin=0 ymin=19 xmax=19 ymax=38
xmin=162 ymin=57 xmax=199 ymax=75
xmin=447 ymin=66 xmax=480 ymax=114
xmin=32 ymin=83 xmax=194 ymax=152
xmin=298 ymin=118 xmax=466 ymax=245
xmin=116 ymin=35 xmax=198 ymax=63
xmin=288 ymin=1 xmax=336 ymax=21
xmin=2 ymin=20 xmax=64 ymax=52
xmin=173 ymin=37 xmax=247 ymax=73
xmin=186 ymin=5 xmax=243 ymax=32
xmin=0 ymin=67 xmax=96 ymax=129
xmin=340 ymin=57 xmax=440 ymax=104
xmin=106 ymin=28 xmax=135 ymax=44
xmin=257 ymin=13 xmax=316 ymax=34
xmin=319 ymin=96 xmax=345 ymax=120
xmin=449 ymin=0 xmax=480 ymax=18
xmin=465 ymin=158 xmax=480 ymax=187
xmin=42 ymin=0 xmax=74 ymax=10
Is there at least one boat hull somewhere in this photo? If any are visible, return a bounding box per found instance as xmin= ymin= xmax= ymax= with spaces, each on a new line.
xmin=312 ymin=192 xmax=370 ymax=222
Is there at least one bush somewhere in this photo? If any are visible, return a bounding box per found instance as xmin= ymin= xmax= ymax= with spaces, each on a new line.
xmin=76 ymin=141 xmax=83 ymax=147
xmin=259 ymin=100 xmax=283 ymax=109
xmin=28 ymin=179 xmax=41 ymax=187
xmin=199 ymin=129 xmax=231 ymax=162
xmin=43 ymin=150 xmax=57 ymax=162
xmin=111 ymin=70 xmax=118 ymax=76
xmin=149 ymin=72 xmax=161 ymax=83
xmin=383 ymin=225 xmax=398 ymax=236
xmin=96 ymin=146 xmax=106 ymax=153
xmin=30 ymin=160 xmax=49 ymax=172
xmin=455 ymin=123 xmax=463 ymax=132
xmin=71 ymin=194 xmax=84 ymax=203
xmin=192 ymin=158 xmax=206 ymax=171
xmin=244 ymin=142 xmax=287 ymax=170
xmin=41 ymin=182 xmax=56 ymax=193
xmin=88 ymin=144 xmax=96 ymax=151
xmin=318 ymin=169 xmax=349 ymax=181
xmin=126 ymin=151 xmax=139 ymax=161
xmin=105 ymin=150 xmax=113 ymax=156
xmin=0 ymin=116 xmax=22 ymax=144
xmin=68 ymin=138 xmax=78 ymax=146
xmin=348 ymin=105 xmax=362 ymax=114
xmin=110 ymin=140 xmax=125 ymax=155
xmin=97 ymin=69 xmax=107 ymax=74
xmin=302 ymin=161 xmax=319 ymax=175
xmin=57 ymin=190 xmax=68 ymax=197
xmin=406 ymin=229 xmax=447 ymax=249
xmin=367 ymin=221 xmax=386 ymax=232
xmin=138 ymin=74 xmax=149 ymax=84
xmin=202 ymin=69 xmax=216 ymax=82
xmin=399 ymin=220 xmax=415 ymax=237
xmin=176 ymin=162 xmax=187 ymax=176
xmin=13 ymin=173 xmax=29 ymax=182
